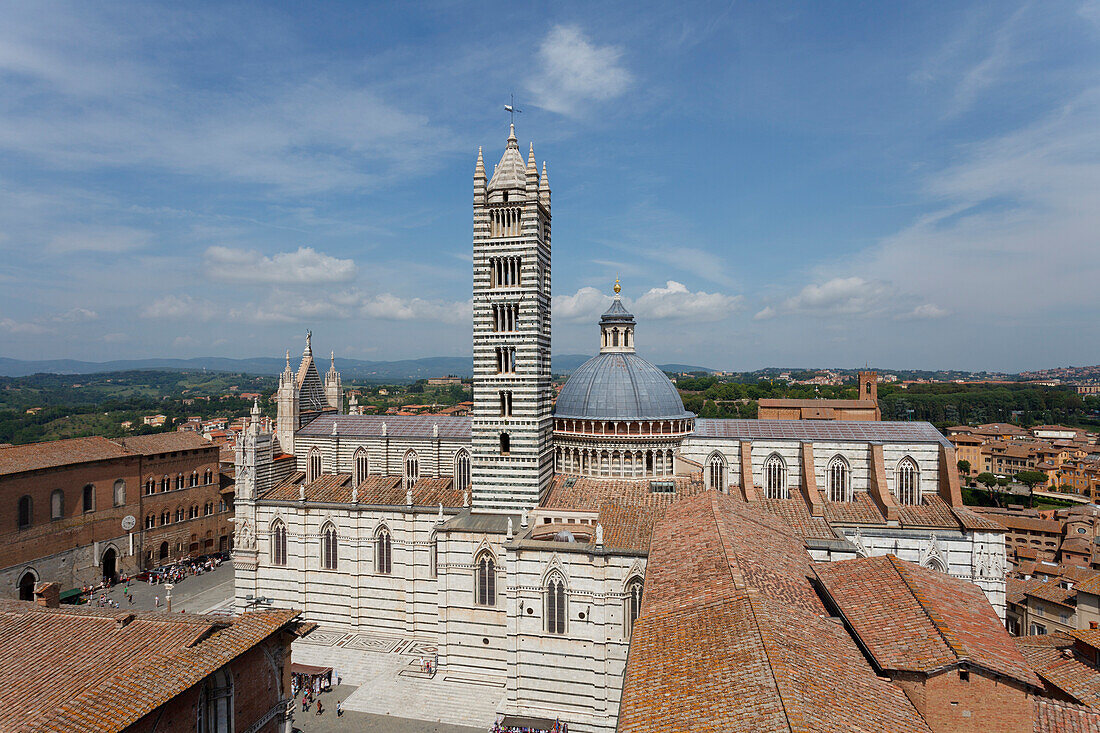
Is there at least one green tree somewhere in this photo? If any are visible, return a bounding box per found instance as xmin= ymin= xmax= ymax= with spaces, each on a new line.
xmin=976 ymin=472 xmax=999 ymax=506
xmin=1014 ymin=470 xmax=1048 ymax=508
xmin=957 ymin=459 xmax=971 ymax=476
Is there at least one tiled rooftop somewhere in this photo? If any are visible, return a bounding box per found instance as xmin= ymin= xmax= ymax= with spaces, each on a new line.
xmin=0 ymin=600 xmax=300 ymax=733
xmin=263 ymin=471 xmax=464 ymax=508
xmin=116 ymin=431 xmax=215 ymax=455
xmin=0 ymin=436 xmax=135 ymax=476
xmin=1034 ymin=698 xmax=1100 ymax=732
xmin=1017 ymin=634 xmax=1100 ymax=710
xmin=617 ymin=491 xmax=932 ymax=733
xmin=816 ymin=555 xmax=1041 ymax=688
xmin=297 ymin=413 xmax=471 ymax=440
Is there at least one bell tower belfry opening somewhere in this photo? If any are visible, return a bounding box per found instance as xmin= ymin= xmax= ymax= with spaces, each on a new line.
xmin=471 ymin=124 xmax=554 ymax=512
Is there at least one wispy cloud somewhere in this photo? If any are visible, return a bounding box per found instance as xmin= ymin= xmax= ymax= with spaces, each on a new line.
xmin=554 ymin=281 xmax=742 ymax=323
xmin=204 ymin=246 xmax=358 ymax=285
xmin=527 ymin=25 xmax=632 ymax=116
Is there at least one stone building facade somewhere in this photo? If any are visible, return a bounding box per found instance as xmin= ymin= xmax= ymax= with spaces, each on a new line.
xmin=233 ymin=125 xmax=1008 ymax=732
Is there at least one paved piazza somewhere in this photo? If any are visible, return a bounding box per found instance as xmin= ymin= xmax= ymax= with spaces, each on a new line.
xmin=293 ymin=627 xmax=504 ymax=730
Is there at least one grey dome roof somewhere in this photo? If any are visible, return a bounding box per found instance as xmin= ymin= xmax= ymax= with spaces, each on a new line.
xmin=555 ymin=352 xmax=692 ymax=420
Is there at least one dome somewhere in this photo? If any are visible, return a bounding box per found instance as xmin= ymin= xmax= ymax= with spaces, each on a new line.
xmin=554 ymin=351 xmax=691 ymax=420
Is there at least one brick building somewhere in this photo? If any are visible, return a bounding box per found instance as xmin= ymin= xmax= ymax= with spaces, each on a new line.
xmin=757 ymin=370 xmax=881 ymax=420
xmin=0 ymin=432 xmax=231 ymax=599
xmin=0 ymin=584 xmax=306 ymax=733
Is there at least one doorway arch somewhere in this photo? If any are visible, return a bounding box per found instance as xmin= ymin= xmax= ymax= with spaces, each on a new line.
xmin=101 ymin=547 xmax=118 ymax=585
xmin=17 ymin=570 xmax=36 ymax=601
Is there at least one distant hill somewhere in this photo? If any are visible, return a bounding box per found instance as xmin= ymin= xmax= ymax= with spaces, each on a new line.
xmin=0 ymin=355 xmax=715 ymax=381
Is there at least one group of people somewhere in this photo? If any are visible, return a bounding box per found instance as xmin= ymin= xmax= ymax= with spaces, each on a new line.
xmin=299 ymin=690 xmax=342 ymax=718
xmin=147 ymin=557 xmax=221 ymax=585
xmin=490 ymin=719 xmax=568 ymax=733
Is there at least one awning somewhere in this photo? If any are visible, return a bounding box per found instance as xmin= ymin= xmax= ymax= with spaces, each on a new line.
xmin=291 ymin=663 xmax=332 ymax=676
xmin=499 ymin=714 xmax=559 ymax=731
xmin=58 ymin=588 xmax=84 ymax=601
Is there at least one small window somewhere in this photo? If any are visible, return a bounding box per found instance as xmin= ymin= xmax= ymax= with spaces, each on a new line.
xmin=17 ymin=495 xmax=32 ymax=529
xmin=475 ymin=552 xmax=496 ymax=606
xmin=82 ymin=484 xmax=95 ymax=513
xmin=113 ymin=479 xmax=126 ymax=507
xmin=649 ymin=481 xmax=675 ymax=494
xmin=500 ymin=432 xmax=510 ymax=455
xmin=50 ymin=489 xmax=64 ymax=520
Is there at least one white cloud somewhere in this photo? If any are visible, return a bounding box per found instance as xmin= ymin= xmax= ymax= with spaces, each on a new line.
xmin=900 ymin=303 xmax=950 ymax=320
xmin=0 ymin=317 xmax=50 ymax=334
xmin=776 ymin=277 xmax=891 ymax=317
xmin=631 ymin=281 xmax=743 ymax=322
xmin=51 ymin=307 xmax=98 ymax=322
xmin=204 ymin=246 xmax=357 ymax=285
xmin=753 ymin=306 xmax=777 ymax=321
xmin=527 ymin=25 xmax=632 ymax=116
xmin=553 ymin=287 xmax=610 ymax=321
xmin=142 ymin=294 xmax=221 ymax=321
xmin=360 ymin=294 xmax=471 ymax=324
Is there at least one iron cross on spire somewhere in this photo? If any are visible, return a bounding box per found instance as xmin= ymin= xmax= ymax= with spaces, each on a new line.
xmin=504 ymin=93 xmax=522 ymax=125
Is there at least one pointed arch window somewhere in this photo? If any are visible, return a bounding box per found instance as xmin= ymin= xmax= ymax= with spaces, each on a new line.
xmin=924 ymin=556 xmax=947 ymax=573
xmin=826 ymin=455 xmax=851 ymax=502
xmin=707 ymin=453 xmax=726 ymax=492
xmin=625 ymin=577 xmax=644 ymax=638
xmin=197 ymin=667 xmax=233 ymax=733
xmin=763 ymin=454 xmax=788 ymax=499
xmin=895 ymin=457 xmax=920 ymax=505
xmin=271 ymin=520 xmax=287 ymax=566
xmin=307 ymin=449 xmax=322 ymax=483
xmin=353 ymin=448 xmax=369 ymax=486
xmin=321 ymin=523 xmax=338 ymax=570
xmin=545 ymin=574 xmax=567 ymax=635
xmin=376 ymin=527 xmax=392 ymax=575
xmin=161 ymin=475 xmax=170 ymax=492
xmin=404 ymin=451 xmax=419 ymax=491
xmin=454 ymin=449 xmax=470 ymax=493
xmin=475 ymin=551 xmax=496 ymax=607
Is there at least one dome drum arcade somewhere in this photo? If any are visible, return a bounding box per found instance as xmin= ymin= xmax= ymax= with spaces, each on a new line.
xmin=553 ymin=280 xmax=694 ymax=479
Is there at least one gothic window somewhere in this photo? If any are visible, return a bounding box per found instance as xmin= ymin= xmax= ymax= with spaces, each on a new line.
xmin=354 ymin=448 xmax=369 ymax=486
xmin=321 ymin=523 xmax=338 ymax=571
xmin=404 ymin=451 xmax=419 ymax=490
xmin=826 ymin=455 xmax=851 ymax=502
xmin=82 ymin=484 xmax=95 ymax=513
xmin=113 ymin=479 xmax=126 ymax=507
xmin=625 ymin=577 xmax=644 ymax=638
xmin=145 ymin=514 xmax=155 ymax=530
xmin=175 ymin=506 xmax=185 ymax=522
xmin=376 ymin=527 xmax=392 ymax=575
xmin=189 ymin=504 xmax=199 ymax=519
xmin=269 ymin=520 xmax=287 ymax=566
xmin=50 ymin=490 xmax=64 ymax=520
xmin=763 ymin=454 xmax=788 ymax=499
xmin=190 ymin=471 xmax=198 ymax=487
xmin=454 ymin=450 xmax=470 ymax=493
xmin=496 ymin=346 xmax=516 ymax=374
xmin=707 ymin=453 xmax=726 ymax=492
xmin=499 ymin=390 xmax=513 ymax=416
xmin=307 ymin=449 xmax=322 ymax=483
xmin=429 ymin=532 xmax=438 ymax=578
xmin=160 ymin=511 xmax=170 ymax=526
xmin=895 ymin=457 xmax=920 ymax=505
xmin=925 ymin=556 xmax=947 ymax=573
xmin=204 ymin=469 xmax=213 ymax=484
xmin=475 ymin=552 xmax=496 ymax=606
xmin=145 ymin=479 xmax=155 ymax=495
xmin=545 ymin=574 xmax=567 ymax=635
xmin=161 ymin=475 xmax=169 ymax=492
xmin=500 ymin=432 xmax=510 ymax=455
xmin=197 ymin=667 xmax=233 ymax=733
xmin=176 ymin=473 xmax=184 ymax=490
xmin=17 ymin=495 xmax=31 ymax=529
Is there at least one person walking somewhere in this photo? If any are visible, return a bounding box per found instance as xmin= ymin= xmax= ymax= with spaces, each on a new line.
xmin=316 ymin=700 xmax=324 ymax=716
xmin=337 ymin=700 xmax=343 ymax=717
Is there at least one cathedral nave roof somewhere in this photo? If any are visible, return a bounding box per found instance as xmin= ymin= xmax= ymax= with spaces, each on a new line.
xmin=297 ymin=413 xmax=471 ymax=440
xmin=262 ymin=471 xmax=465 ymax=508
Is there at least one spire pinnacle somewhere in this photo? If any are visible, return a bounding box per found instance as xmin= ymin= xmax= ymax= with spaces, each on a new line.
xmin=614 ymin=277 xmax=621 ymax=295
xmin=507 ymin=123 xmax=517 ymax=146
xmin=475 ymin=147 xmax=485 ymax=176
xmin=330 ymin=350 xmax=335 ymax=368
xmin=304 ymin=330 xmax=312 ymax=355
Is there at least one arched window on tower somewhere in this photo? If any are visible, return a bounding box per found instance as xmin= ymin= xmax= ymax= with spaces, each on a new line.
xmin=475 ymin=551 xmax=496 ymax=606
xmin=763 ymin=454 xmax=788 ymax=499
xmin=707 ymin=453 xmax=726 ymax=492
xmin=271 ymin=520 xmax=287 ymax=566
xmin=895 ymin=457 xmax=920 ymax=505
xmin=353 ymin=448 xmax=369 ymax=486
xmin=321 ymin=523 xmax=338 ymax=570
xmin=454 ymin=450 xmax=470 ymax=493
xmin=376 ymin=526 xmax=392 ymax=575
xmin=404 ymin=451 xmax=419 ymax=491
xmin=545 ymin=573 xmax=567 ymax=635
xmin=307 ymin=449 xmax=322 ymax=483
xmin=826 ymin=455 xmax=851 ymax=502
xmin=500 ymin=432 xmax=510 ymax=455
xmin=625 ymin=577 xmax=644 ymax=638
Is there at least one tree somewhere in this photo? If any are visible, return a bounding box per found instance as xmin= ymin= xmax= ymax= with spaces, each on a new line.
xmin=977 ymin=472 xmax=999 ymax=506
xmin=957 ymin=459 xmax=971 ymax=476
xmin=1015 ymin=470 xmax=1048 ymax=509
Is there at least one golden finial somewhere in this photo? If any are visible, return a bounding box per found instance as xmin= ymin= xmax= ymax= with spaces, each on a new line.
xmin=613 ymin=277 xmax=621 ymax=295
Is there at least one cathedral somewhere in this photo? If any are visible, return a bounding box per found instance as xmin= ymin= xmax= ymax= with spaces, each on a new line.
xmin=232 ymin=125 xmax=1008 ymax=732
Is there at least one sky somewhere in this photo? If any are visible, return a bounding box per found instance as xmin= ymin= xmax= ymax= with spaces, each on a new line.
xmin=0 ymin=1 xmax=1098 ymax=372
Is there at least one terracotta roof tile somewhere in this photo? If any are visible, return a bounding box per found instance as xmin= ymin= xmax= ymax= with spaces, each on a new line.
xmin=1018 ymin=634 xmax=1100 ymax=710
xmin=116 ymin=432 xmax=214 ymax=455
xmin=1033 ymin=697 xmax=1100 ymax=732
xmin=0 ymin=436 xmax=134 ymax=476
xmin=263 ymin=472 xmax=464 ymax=508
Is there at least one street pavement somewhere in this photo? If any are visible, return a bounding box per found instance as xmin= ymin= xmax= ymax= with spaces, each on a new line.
xmin=100 ymin=562 xmax=235 ymax=614
xmin=289 ymin=685 xmax=485 ymax=733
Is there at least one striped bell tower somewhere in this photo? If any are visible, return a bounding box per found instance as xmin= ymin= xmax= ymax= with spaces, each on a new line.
xmin=471 ymin=124 xmax=554 ymax=512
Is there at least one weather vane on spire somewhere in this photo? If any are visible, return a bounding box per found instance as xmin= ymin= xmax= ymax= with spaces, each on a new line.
xmin=504 ymin=92 xmax=522 ymax=126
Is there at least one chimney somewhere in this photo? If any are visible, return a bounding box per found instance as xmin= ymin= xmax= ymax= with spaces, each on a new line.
xmin=34 ymin=582 xmax=60 ymax=608
xmin=1090 ymin=621 xmax=1098 ymax=630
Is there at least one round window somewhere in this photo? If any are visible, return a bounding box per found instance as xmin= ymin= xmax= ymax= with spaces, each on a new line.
xmin=1078 ymin=527 xmax=1087 ymax=534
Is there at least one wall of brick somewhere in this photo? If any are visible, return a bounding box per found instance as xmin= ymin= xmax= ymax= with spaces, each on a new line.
xmin=893 ymin=668 xmax=1033 ymax=733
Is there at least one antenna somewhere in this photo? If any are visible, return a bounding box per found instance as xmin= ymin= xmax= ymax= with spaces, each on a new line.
xmin=504 ymin=92 xmax=522 ymax=125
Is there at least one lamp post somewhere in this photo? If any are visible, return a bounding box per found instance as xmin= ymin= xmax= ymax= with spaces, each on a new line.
xmin=165 ymin=583 xmax=173 ymax=613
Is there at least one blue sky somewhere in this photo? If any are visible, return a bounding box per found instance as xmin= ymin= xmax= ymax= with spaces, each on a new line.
xmin=1 ymin=1 xmax=1098 ymax=371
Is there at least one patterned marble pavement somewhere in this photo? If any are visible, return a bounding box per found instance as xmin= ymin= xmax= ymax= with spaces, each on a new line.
xmin=292 ymin=628 xmax=504 ymax=729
